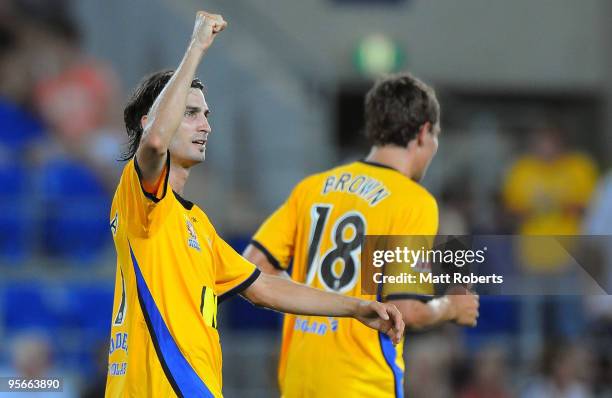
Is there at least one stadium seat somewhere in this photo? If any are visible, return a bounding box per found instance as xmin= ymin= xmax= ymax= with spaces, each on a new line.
xmin=65 ymin=282 xmax=114 ymax=333
xmin=222 ymin=236 xmax=283 ymax=330
xmin=2 ymin=282 xmax=65 ymax=330
xmin=0 ymin=161 xmax=30 ymax=262
xmin=0 ymin=281 xmax=113 ymax=379
xmin=463 ymin=296 xmax=519 ymax=350
xmin=226 ymin=236 xmax=251 ymax=254
xmin=37 ymin=158 xmax=111 ymax=262
xmin=0 ymin=99 xmax=44 ymax=151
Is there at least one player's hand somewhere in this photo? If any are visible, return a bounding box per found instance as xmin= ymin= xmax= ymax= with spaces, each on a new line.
xmin=447 ymin=288 xmax=479 ymax=327
xmin=354 ymin=301 xmax=404 ymax=344
xmin=192 ymin=11 xmax=227 ymax=50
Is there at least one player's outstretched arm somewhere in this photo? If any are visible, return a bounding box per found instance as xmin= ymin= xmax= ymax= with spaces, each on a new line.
xmin=388 ymin=289 xmax=479 ymax=331
xmin=135 ymin=11 xmax=227 ymax=186
xmin=242 ymin=273 xmax=405 ymax=344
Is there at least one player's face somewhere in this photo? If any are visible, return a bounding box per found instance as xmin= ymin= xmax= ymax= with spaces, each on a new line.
xmin=414 ymin=121 xmax=440 ymax=181
xmin=168 ymin=88 xmax=211 ymax=167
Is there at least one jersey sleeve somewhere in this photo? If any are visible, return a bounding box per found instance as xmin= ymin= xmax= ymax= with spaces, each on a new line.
xmin=212 ymin=231 xmax=261 ymax=302
xmin=115 ymin=154 xmax=173 ymax=237
xmin=250 ymin=183 xmax=302 ymax=270
xmin=383 ymin=193 xmax=439 ymax=301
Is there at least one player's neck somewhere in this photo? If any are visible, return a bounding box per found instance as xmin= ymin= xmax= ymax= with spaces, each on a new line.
xmin=169 ymin=160 xmax=191 ymax=195
xmin=365 ymin=146 xmax=417 ymax=180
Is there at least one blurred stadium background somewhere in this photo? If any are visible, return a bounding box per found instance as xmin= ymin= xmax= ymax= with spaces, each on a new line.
xmin=1 ymin=0 xmax=611 ymax=396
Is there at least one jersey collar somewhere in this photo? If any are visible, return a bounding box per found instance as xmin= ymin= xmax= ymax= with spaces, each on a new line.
xmin=173 ymin=191 xmax=194 ymax=210
xmin=358 ymin=159 xmax=400 ymax=173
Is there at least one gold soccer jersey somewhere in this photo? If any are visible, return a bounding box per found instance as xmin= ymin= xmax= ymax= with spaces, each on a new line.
xmin=105 ymin=156 xmax=260 ymax=397
xmin=252 ymin=160 xmax=438 ymax=398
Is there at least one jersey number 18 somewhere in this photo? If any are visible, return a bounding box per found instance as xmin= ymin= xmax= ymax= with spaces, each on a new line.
xmin=306 ymin=204 xmax=366 ymax=293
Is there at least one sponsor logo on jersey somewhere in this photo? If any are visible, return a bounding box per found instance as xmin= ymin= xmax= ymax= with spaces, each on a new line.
xmin=108 ymin=362 xmax=127 ymax=376
xmin=294 ymin=316 xmax=339 ymax=336
xmin=109 ymin=332 xmax=128 ymax=354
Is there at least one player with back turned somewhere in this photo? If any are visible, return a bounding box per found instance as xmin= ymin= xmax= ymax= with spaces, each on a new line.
xmin=105 ymin=11 xmax=405 ymax=398
xmin=244 ymin=74 xmax=480 ymax=398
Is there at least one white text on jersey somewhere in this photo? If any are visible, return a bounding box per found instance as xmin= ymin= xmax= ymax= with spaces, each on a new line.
xmin=322 ymin=173 xmax=390 ymax=206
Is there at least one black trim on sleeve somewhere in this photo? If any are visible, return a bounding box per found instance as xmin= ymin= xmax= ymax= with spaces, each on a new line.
xmin=385 ymin=293 xmax=434 ymax=303
xmin=250 ymin=240 xmax=285 ymax=271
xmin=133 ymin=152 xmax=171 ymax=203
xmin=218 ymin=269 xmax=261 ymax=304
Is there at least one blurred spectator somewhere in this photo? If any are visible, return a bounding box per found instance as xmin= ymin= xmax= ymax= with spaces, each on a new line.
xmin=0 ymin=7 xmax=45 ymax=151
xmin=1 ymin=0 xmax=123 ymax=186
xmin=458 ymin=344 xmax=513 ymax=398
xmin=503 ymin=124 xmax=597 ymax=270
xmin=437 ymin=182 xmax=471 ymax=235
xmin=521 ymin=341 xmax=594 ymax=398
xmin=0 ymin=3 xmax=77 ymax=105
xmin=28 ymin=11 xmax=123 ymax=189
xmin=502 ymin=123 xmax=598 ymax=356
xmin=1 ymin=331 xmax=78 ymax=397
xmin=0 ymin=14 xmax=44 ymax=262
xmin=0 ymin=4 xmax=123 ymax=262
xmin=404 ymin=333 xmax=455 ymax=398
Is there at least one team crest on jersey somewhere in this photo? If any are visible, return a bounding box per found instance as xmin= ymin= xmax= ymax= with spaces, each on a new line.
xmin=186 ymin=216 xmax=201 ymax=251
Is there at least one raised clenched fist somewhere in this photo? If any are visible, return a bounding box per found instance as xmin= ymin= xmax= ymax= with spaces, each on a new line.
xmin=192 ymin=11 xmax=227 ymax=50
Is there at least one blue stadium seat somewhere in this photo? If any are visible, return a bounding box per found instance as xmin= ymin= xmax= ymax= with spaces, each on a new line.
xmin=222 ymin=295 xmax=283 ymax=331
xmin=226 ymin=236 xmax=252 ymax=254
xmin=65 ymin=283 xmax=114 ymax=334
xmin=0 ymin=99 xmax=43 ymax=151
xmin=0 ymin=162 xmax=30 ymax=262
xmin=222 ymin=235 xmax=294 ymax=330
xmin=221 ymin=236 xmax=281 ymax=330
xmin=2 ymin=282 xmax=65 ymax=330
xmin=37 ymin=158 xmax=111 ymax=262
xmin=0 ymin=281 xmax=113 ymax=379
xmin=0 ymin=162 xmax=25 ymax=195
xmin=463 ymin=295 xmax=519 ymax=350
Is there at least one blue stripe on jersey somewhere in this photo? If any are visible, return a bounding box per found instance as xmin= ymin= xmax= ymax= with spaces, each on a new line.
xmin=378 ymin=332 xmax=404 ymax=398
xmin=129 ymin=243 xmax=214 ymax=398
xmin=377 ymin=282 xmax=404 ymax=398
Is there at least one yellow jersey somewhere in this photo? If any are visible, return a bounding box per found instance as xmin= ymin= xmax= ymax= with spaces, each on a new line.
xmin=503 ymin=153 xmax=597 ymax=236
xmin=503 ymin=153 xmax=597 ymax=271
xmin=252 ymin=160 xmax=438 ymax=398
xmin=105 ymin=156 xmax=260 ymax=397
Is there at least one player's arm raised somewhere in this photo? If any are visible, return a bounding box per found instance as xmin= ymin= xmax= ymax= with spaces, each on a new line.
xmin=242 ymin=273 xmax=405 ymax=344
xmin=388 ymin=288 xmax=479 ymax=330
xmin=135 ymin=11 xmax=227 ymax=186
